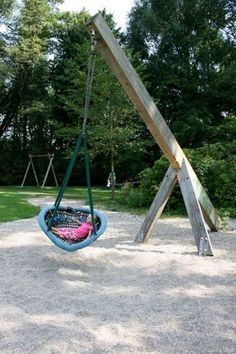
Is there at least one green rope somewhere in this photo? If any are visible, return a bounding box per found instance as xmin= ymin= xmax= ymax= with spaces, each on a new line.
xmin=54 ymin=134 xmax=84 ymax=209
xmin=82 ymin=33 xmax=96 ymax=134
xmin=48 ymin=30 xmax=97 ymax=230
xmin=83 ymin=135 xmax=97 ymax=233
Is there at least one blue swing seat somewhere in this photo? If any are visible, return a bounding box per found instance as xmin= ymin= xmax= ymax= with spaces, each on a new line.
xmin=38 ymin=206 xmax=107 ymax=252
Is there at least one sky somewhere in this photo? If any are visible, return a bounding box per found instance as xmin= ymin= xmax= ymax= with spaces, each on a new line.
xmin=59 ymin=0 xmax=136 ymax=31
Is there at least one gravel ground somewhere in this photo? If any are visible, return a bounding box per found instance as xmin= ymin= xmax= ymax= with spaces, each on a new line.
xmin=0 ymin=198 xmax=235 ymax=354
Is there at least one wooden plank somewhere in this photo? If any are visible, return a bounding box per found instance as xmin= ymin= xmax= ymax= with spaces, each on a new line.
xmin=20 ymin=161 xmax=31 ymax=187
xmin=41 ymin=155 xmax=54 ymax=189
xmin=184 ymin=159 xmax=219 ymax=231
xmin=177 ymin=159 xmax=213 ymax=256
xmin=87 ymin=14 xmax=184 ymax=169
xmin=29 ymin=154 xmax=40 ymax=187
xmin=50 ymin=156 xmax=59 ymax=187
xmin=136 ymin=165 xmax=177 ymax=242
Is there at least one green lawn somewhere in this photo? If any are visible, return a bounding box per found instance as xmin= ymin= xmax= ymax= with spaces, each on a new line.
xmin=0 ymin=185 xmax=132 ymax=222
xmin=0 ymin=185 xmax=184 ymax=223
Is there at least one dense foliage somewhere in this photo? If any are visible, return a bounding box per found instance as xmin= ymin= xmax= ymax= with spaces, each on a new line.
xmin=0 ymin=1 xmax=148 ymax=186
xmin=127 ymin=0 xmax=236 ymax=146
xmin=119 ymin=131 xmax=236 ymax=216
xmin=0 ymin=0 xmax=235 ymax=214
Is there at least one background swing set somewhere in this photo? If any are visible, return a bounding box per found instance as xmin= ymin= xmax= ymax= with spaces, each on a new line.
xmin=21 ymin=153 xmax=58 ymax=189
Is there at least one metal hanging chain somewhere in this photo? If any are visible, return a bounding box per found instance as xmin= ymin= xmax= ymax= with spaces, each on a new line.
xmin=82 ymin=29 xmax=97 ymax=134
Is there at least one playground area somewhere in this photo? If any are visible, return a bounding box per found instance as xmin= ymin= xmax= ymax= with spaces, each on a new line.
xmin=0 ymin=198 xmax=235 ymax=354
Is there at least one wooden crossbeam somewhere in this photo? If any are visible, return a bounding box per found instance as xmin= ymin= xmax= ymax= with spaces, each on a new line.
xmin=87 ymin=13 xmax=220 ymax=256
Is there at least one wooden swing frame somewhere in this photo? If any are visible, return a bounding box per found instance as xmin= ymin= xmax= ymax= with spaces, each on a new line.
xmin=86 ymin=13 xmax=220 ymax=256
xmin=21 ymin=153 xmax=58 ymax=189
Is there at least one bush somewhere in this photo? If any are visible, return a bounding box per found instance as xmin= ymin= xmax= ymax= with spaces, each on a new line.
xmin=118 ymin=141 xmax=236 ymax=216
xmin=116 ymin=182 xmax=145 ymax=208
xmin=185 ymin=142 xmax=236 ymax=213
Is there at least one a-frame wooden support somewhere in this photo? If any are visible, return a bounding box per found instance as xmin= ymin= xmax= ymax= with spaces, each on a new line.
xmin=21 ymin=154 xmax=58 ymax=189
xmin=86 ymin=13 xmax=220 ymax=256
xmin=135 ymin=162 xmax=214 ymax=256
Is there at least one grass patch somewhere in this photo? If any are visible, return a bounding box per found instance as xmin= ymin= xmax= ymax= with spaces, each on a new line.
xmin=0 ymin=185 xmax=145 ymax=222
xmin=0 ymin=188 xmax=40 ymax=222
xmin=0 ymin=185 xmax=187 ymax=223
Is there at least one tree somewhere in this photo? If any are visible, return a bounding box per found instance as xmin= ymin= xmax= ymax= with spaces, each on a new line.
xmin=0 ymin=0 xmax=14 ymax=18
xmin=87 ymin=13 xmax=152 ymax=189
xmin=49 ymin=10 xmax=91 ymax=155
xmin=0 ymin=0 xmax=16 ymax=134
xmin=88 ymin=53 xmax=146 ymax=191
xmin=127 ymin=0 xmax=236 ymax=147
xmin=0 ymin=0 xmax=61 ymax=184
xmin=50 ymin=10 xmax=150 ymax=187
xmin=0 ymin=0 xmax=62 ymax=144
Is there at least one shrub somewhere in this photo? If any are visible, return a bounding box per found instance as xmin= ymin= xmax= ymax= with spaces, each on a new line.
xmin=119 ymin=141 xmax=236 ymax=216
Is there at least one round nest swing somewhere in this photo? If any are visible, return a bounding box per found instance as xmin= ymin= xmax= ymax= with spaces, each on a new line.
xmin=38 ymin=206 xmax=107 ymax=252
xmin=38 ymin=30 xmax=107 ymax=252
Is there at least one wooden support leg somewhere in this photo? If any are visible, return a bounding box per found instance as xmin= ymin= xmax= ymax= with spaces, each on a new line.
xmin=135 ymin=165 xmax=177 ymax=243
xmin=41 ymin=155 xmax=53 ymax=189
xmin=21 ymin=161 xmax=31 ymax=187
xmin=177 ymin=159 xmax=214 ymax=256
xmin=50 ymin=156 xmax=59 ymax=187
xmin=30 ymin=155 xmax=40 ymax=187
xmin=184 ymin=159 xmax=219 ymax=231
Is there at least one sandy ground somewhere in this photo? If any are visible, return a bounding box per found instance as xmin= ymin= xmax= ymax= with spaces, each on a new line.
xmin=0 ymin=197 xmax=235 ymax=354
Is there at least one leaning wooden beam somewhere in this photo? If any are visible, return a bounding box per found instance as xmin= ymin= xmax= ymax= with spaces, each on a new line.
xmin=41 ymin=155 xmax=54 ymax=189
xmin=177 ymin=159 xmax=213 ymax=256
xmin=86 ymin=14 xmax=220 ymax=255
xmin=21 ymin=161 xmax=31 ymax=187
xmin=87 ymin=14 xmax=184 ymax=169
xmin=184 ymin=159 xmax=219 ymax=231
xmin=29 ymin=154 xmax=40 ymax=187
xmin=136 ymin=165 xmax=177 ymax=242
xmin=50 ymin=156 xmax=59 ymax=188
